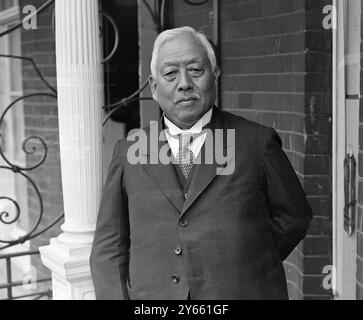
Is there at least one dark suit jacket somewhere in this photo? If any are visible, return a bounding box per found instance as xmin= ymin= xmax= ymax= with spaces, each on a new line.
xmin=90 ymin=107 xmax=312 ymax=300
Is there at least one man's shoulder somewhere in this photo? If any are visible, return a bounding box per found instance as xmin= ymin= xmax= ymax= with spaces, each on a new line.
xmin=218 ymin=108 xmax=273 ymax=137
xmin=218 ymin=109 xmax=282 ymax=154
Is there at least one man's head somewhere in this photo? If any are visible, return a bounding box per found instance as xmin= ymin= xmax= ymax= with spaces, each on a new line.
xmin=149 ymin=26 xmax=220 ymax=129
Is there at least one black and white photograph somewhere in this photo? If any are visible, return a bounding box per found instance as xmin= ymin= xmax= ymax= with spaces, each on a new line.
xmin=0 ymin=0 xmax=360 ymax=306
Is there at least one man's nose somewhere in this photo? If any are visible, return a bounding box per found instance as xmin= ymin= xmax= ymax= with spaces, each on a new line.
xmin=177 ymin=70 xmax=193 ymax=92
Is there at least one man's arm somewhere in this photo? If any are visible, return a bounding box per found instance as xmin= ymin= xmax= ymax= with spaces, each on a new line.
xmin=90 ymin=141 xmax=130 ymax=300
xmin=261 ymin=128 xmax=313 ymax=261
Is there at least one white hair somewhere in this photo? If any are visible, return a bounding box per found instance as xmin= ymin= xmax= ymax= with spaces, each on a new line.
xmin=150 ymin=26 xmax=218 ymax=78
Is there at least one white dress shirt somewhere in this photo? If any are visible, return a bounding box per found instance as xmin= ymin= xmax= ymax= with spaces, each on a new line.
xmin=164 ymin=108 xmax=213 ymax=159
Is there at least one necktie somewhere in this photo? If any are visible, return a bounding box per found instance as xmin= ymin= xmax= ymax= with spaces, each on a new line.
xmin=177 ymin=123 xmax=211 ymax=179
xmin=178 ymin=133 xmax=195 ymax=178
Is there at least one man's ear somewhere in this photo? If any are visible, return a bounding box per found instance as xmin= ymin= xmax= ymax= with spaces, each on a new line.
xmin=214 ymin=67 xmax=221 ymax=82
xmin=149 ymin=75 xmax=157 ymax=101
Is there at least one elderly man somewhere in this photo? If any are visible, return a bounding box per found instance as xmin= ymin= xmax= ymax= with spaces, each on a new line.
xmin=90 ymin=26 xmax=312 ymax=300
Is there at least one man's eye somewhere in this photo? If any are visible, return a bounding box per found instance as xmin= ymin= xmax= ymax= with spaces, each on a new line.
xmin=189 ymin=68 xmax=203 ymax=76
xmin=163 ymin=71 xmax=177 ymax=81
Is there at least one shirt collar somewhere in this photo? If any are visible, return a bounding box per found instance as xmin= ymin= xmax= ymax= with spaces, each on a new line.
xmin=164 ymin=107 xmax=213 ymax=136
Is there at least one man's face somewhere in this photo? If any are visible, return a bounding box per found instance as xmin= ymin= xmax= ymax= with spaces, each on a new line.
xmin=149 ymin=35 xmax=219 ymax=129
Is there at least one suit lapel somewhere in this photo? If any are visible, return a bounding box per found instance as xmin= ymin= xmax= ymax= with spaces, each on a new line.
xmin=181 ymin=107 xmax=235 ymax=216
xmin=141 ymin=118 xmax=184 ymax=213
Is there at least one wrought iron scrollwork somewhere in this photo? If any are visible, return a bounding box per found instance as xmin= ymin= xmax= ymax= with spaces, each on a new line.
xmin=0 ymin=0 xmax=62 ymax=250
xmin=0 ymin=93 xmax=55 ymax=249
xmin=0 ymin=94 xmax=57 ymax=171
xmin=100 ymin=12 xmax=120 ymax=64
xmin=0 ymin=197 xmax=20 ymax=225
xmin=0 ymin=90 xmax=60 ymax=250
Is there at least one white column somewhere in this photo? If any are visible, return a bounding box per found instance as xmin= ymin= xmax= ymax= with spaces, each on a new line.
xmin=39 ymin=0 xmax=104 ymax=300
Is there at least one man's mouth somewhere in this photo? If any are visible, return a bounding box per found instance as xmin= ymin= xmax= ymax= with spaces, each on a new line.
xmin=176 ymin=97 xmax=199 ymax=104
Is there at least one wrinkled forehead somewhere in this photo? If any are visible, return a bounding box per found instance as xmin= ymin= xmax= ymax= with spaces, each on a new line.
xmin=156 ymin=35 xmax=210 ymax=69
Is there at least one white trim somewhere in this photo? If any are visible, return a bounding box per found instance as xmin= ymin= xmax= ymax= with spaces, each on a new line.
xmin=333 ymin=0 xmax=360 ymax=300
xmin=332 ymin=0 xmax=346 ymax=299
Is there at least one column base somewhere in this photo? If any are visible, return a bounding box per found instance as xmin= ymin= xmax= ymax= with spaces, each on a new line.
xmin=39 ymin=236 xmax=95 ymax=300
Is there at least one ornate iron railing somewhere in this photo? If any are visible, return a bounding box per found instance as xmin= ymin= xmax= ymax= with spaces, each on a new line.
xmin=0 ymin=0 xmax=60 ymax=300
xmin=0 ymin=250 xmax=52 ymax=300
xmin=0 ymin=1 xmax=61 ymax=253
xmin=0 ymin=0 xmax=219 ymax=299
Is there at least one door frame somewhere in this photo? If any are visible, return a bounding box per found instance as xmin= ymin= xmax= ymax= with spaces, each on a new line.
xmin=332 ymin=0 xmax=360 ymax=300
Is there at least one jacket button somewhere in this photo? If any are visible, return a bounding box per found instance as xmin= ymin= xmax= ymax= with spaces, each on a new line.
xmin=184 ymin=193 xmax=188 ymax=199
xmin=172 ymin=274 xmax=180 ymax=284
xmin=174 ymin=246 xmax=182 ymax=255
xmin=179 ymin=219 xmax=189 ymax=227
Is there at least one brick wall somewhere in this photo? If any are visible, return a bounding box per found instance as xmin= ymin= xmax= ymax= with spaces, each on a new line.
xmin=149 ymin=0 xmax=332 ymax=299
xmin=172 ymin=0 xmax=214 ymax=37
xmin=20 ymin=0 xmax=63 ymax=291
xmin=357 ymin=0 xmax=363 ymax=300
